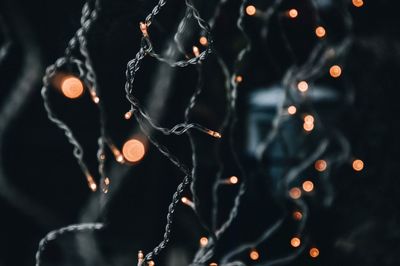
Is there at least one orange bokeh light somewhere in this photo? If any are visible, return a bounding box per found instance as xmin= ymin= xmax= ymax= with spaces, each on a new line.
xmin=199 ymin=36 xmax=208 ymax=46
xmin=352 ymin=0 xmax=364 ymax=7
xmin=289 ymin=187 xmax=301 ymax=199
xmin=249 ymin=250 xmax=259 ymax=260
xmin=61 ymin=76 xmax=84 ymax=99
xmin=315 ymin=26 xmax=326 ymax=38
xmin=352 ymin=159 xmax=364 ymax=171
xmin=304 ymin=115 xmax=314 ymax=124
xmin=288 ymin=9 xmax=298 ymax=18
xmin=246 ymin=5 xmax=256 ymax=16
xmin=315 ymin=160 xmax=327 ymax=172
xmin=200 ymin=237 xmax=208 ymax=247
xmin=229 ymin=176 xmax=239 ymax=184
xmin=309 ymin=247 xmax=320 ymax=258
xmin=122 ymin=139 xmax=145 ymax=163
xmin=297 ymin=81 xmax=309 ymax=92
xmin=290 ymin=237 xmax=301 ymax=247
xmin=303 ymin=122 xmax=314 ymax=132
xmin=293 ymin=211 xmax=303 ymax=221
xmin=235 ymin=75 xmax=243 ymax=83
xmin=329 ymin=65 xmax=342 ymax=78
xmin=302 ymin=180 xmax=314 ymax=192
xmin=288 ymin=105 xmax=297 ymax=115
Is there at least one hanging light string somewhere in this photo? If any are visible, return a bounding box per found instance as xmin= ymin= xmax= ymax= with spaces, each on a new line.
xmin=35 ymin=223 xmax=104 ymax=266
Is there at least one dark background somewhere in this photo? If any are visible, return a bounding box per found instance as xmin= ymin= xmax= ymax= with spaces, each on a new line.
xmin=1 ymin=0 xmax=400 ymax=266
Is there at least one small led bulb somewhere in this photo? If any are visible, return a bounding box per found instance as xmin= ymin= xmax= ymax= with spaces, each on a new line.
xmin=207 ymin=130 xmax=222 ymax=138
xmin=140 ymin=22 xmax=148 ymax=37
xmin=193 ymin=46 xmax=200 ymax=57
xmin=124 ymin=110 xmax=133 ymax=120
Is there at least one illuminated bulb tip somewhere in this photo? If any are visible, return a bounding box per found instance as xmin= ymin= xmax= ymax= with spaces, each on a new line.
xmin=303 ymin=122 xmax=314 ymax=132
xmin=309 ymin=247 xmax=320 ymax=258
xmin=181 ymin=197 xmax=195 ymax=208
xmin=304 ymin=115 xmax=314 ymax=124
xmin=315 ymin=159 xmax=327 ymax=172
xmin=86 ymin=174 xmax=97 ymax=192
xmin=61 ymin=76 xmax=84 ymax=99
xmin=104 ymin=177 xmax=110 ymax=185
xmin=352 ymin=0 xmax=364 ymax=7
xmin=329 ymin=65 xmax=342 ymax=78
xmin=122 ymin=139 xmax=146 ymax=163
xmin=199 ymin=36 xmax=208 ymax=46
xmin=297 ymin=81 xmax=309 ymax=92
xmin=293 ymin=211 xmax=303 ymax=221
xmin=207 ymin=130 xmax=222 ymax=138
xmin=140 ymin=22 xmax=148 ymax=37
xmin=352 ymin=159 xmax=364 ymax=171
xmin=148 ymin=260 xmax=155 ymax=266
xmin=116 ymin=154 xmax=124 ymax=163
xmin=289 ymin=187 xmax=301 ymax=199
xmin=288 ymin=105 xmax=297 ymax=115
xmin=209 ymin=263 xmax=218 ymax=266
xmin=193 ymin=46 xmax=200 ymax=57
xmin=302 ymin=180 xmax=314 ymax=192
xmin=138 ymin=250 xmax=144 ymax=263
xmin=199 ymin=237 xmax=208 ymax=247
xmin=290 ymin=237 xmax=301 ymax=247
xmin=93 ymin=96 xmax=100 ymax=104
xmin=249 ymin=250 xmax=259 ymax=261
xmin=245 ymin=5 xmax=256 ymax=16
xmin=89 ymin=182 xmax=97 ymax=192
xmin=288 ymin=9 xmax=298 ymax=18
xmin=229 ymin=176 xmax=239 ymax=185
xmin=235 ymin=75 xmax=243 ymax=83
xmin=124 ymin=111 xmax=133 ymax=120
xmin=315 ymin=26 xmax=326 ymax=38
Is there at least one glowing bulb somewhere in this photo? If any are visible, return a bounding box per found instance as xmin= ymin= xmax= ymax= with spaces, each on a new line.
xmin=122 ymin=139 xmax=145 ymax=163
xmin=304 ymin=115 xmax=314 ymax=124
xmin=207 ymin=130 xmax=222 ymax=138
xmin=124 ymin=110 xmax=133 ymax=120
xmin=249 ymin=250 xmax=259 ymax=261
xmin=289 ymin=187 xmax=301 ymax=199
xmin=309 ymin=247 xmax=320 ymax=258
xmin=199 ymin=36 xmax=208 ymax=46
xmin=288 ymin=105 xmax=297 ymax=115
xmin=148 ymin=260 xmax=155 ymax=266
xmin=352 ymin=0 xmax=364 ymax=7
xmin=288 ymin=9 xmax=298 ymax=18
xmin=329 ymin=65 xmax=342 ymax=78
xmin=246 ymin=5 xmax=256 ymax=16
xmin=93 ymin=96 xmax=100 ymax=103
xmin=181 ymin=197 xmax=195 ymax=208
xmin=209 ymin=263 xmax=218 ymax=266
xmin=200 ymin=237 xmax=208 ymax=247
xmin=235 ymin=75 xmax=243 ymax=83
xmin=315 ymin=26 xmax=326 ymax=38
xmin=303 ymin=122 xmax=314 ymax=132
xmin=193 ymin=46 xmax=200 ymax=57
xmin=61 ymin=76 xmax=84 ymax=99
xmin=290 ymin=237 xmax=301 ymax=247
xmin=302 ymin=180 xmax=314 ymax=192
xmin=104 ymin=177 xmax=110 ymax=185
xmin=85 ymin=172 xmax=97 ymax=192
xmin=352 ymin=159 xmax=364 ymax=171
xmin=140 ymin=22 xmax=148 ymax=37
xmin=229 ymin=176 xmax=239 ymax=184
xmin=297 ymin=81 xmax=308 ymax=92
xmin=315 ymin=160 xmax=327 ymax=172
xmin=293 ymin=211 xmax=302 ymax=221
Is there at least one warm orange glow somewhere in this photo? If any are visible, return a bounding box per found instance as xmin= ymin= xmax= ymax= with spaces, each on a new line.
xmin=246 ymin=5 xmax=256 ymax=16
xmin=200 ymin=237 xmax=208 ymax=247
xmin=207 ymin=130 xmax=222 ymax=138
xmin=288 ymin=9 xmax=298 ymax=18
xmin=93 ymin=96 xmax=100 ymax=103
xmin=290 ymin=237 xmax=301 ymax=247
xmin=297 ymin=81 xmax=309 ymax=92
xmin=289 ymin=187 xmax=301 ymax=199
xmin=309 ymin=247 xmax=320 ymax=258
xmin=140 ymin=22 xmax=148 ymax=37
xmin=352 ymin=159 xmax=364 ymax=171
xmin=288 ymin=105 xmax=297 ymax=115
xmin=181 ymin=197 xmax=194 ymax=208
xmin=352 ymin=0 xmax=364 ymax=7
xmin=148 ymin=260 xmax=155 ymax=266
xmin=302 ymin=180 xmax=314 ymax=192
xmin=199 ymin=36 xmax=208 ymax=46
xmin=329 ymin=65 xmax=342 ymax=78
xmin=122 ymin=139 xmax=145 ymax=163
xmin=86 ymin=173 xmax=97 ymax=192
xmin=61 ymin=76 xmax=84 ymax=99
xmin=315 ymin=26 xmax=326 ymax=38
xmin=249 ymin=250 xmax=259 ymax=261
xmin=293 ymin=211 xmax=303 ymax=221
xmin=229 ymin=176 xmax=239 ymax=184
xmin=124 ymin=110 xmax=133 ymax=120
xmin=315 ymin=160 xmax=327 ymax=172
xmin=303 ymin=122 xmax=314 ymax=132
xmin=235 ymin=75 xmax=243 ymax=83
xmin=304 ymin=115 xmax=314 ymax=124
xmin=209 ymin=263 xmax=218 ymax=266
xmin=193 ymin=46 xmax=200 ymax=57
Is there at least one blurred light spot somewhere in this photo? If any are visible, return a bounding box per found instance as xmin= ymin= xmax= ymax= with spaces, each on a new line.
xmin=309 ymin=247 xmax=320 ymax=258
xmin=246 ymin=5 xmax=256 ymax=16
xmin=329 ymin=65 xmax=342 ymax=78
xmin=289 ymin=187 xmax=301 ymax=199
xmin=235 ymin=75 xmax=243 ymax=83
xmin=315 ymin=160 xmax=327 ymax=172
xmin=200 ymin=237 xmax=208 ymax=247
xmin=302 ymin=180 xmax=314 ymax=192
xmin=352 ymin=159 xmax=364 ymax=171
xmin=229 ymin=176 xmax=239 ymax=184
xmin=290 ymin=237 xmax=301 ymax=247
xmin=250 ymin=250 xmax=259 ymax=260
xmin=304 ymin=114 xmax=314 ymax=124
xmin=303 ymin=122 xmax=314 ymax=132
xmin=315 ymin=26 xmax=326 ymax=38
xmin=288 ymin=9 xmax=298 ymax=18
xmin=288 ymin=105 xmax=297 ymax=115
xmin=199 ymin=36 xmax=208 ymax=46
xmin=293 ymin=211 xmax=303 ymax=221
xmin=297 ymin=81 xmax=309 ymax=92
xmin=122 ymin=139 xmax=145 ymax=163
xmin=352 ymin=0 xmax=364 ymax=7
xmin=61 ymin=76 xmax=84 ymax=99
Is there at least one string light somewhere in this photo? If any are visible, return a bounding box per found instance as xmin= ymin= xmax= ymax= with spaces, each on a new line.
xmin=207 ymin=129 xmax=222 ymax=138
xmin=309 ymin=247 xmax=320 ymax=258
xmin=209 ymin=263 xmax=218 ymax=266
xmin=302 ymin=180 xmax=314 ymax=192
xmin=352 ymin=159 xmax=364 ymax=171
xmin=199 ymin=36 xmax=208 ymax=46
xmin=139 ymin=22 xmax=148 ymax=37
xmin=102 ymin=177 xmax=110 ymax=193
xmin=193 ymin=46 xmax=200 ymax=57
xmin=289 ymin=187 xmax=301 ymax=199
xmin=304 ymin=115 xmax=314 ymax=124
xmin=249 ymin=249 xmax=260 ymax=261
xmin=290 ymin=237 xmax=301 ymax=247
xmin=245 ymin=5 xmax=257 ymax=16
xmin=303 ymin=122 xmax=314 ymax=132
xmin=297 ymin=81 xmax=309 ymax=92
xmin=293 ymin=211 xmax=303 ymax=221
xmin=315 ymin=26 xmax=326 ymax=38
xmin=288 ymin=9 xmax=298 ymax=18
xmin=61 ymin=76 xmax=84 ymax=99
xmin=138 ymin=250 xmax=144 ymax=265
xmin=288 ymin=105 xmax=297 ymax=115
xmin=181 ymin=197 xmax=195 ymax=208
xmin=148 ymin=260 xmax=155 ymax=266
xmin=110 ymin=144 xmax=124 ymax=163
xmin=124 ymin=110 xmax=133 ymax=120
xmin=199 ymin=237 xmax=208 ymax=247
xmin=329 ymin=65 xmax=342 ymax=78
xmin=122 ymin=138 xmax=145 ymax=163
xmin=228 ymin=176 xmax=239 ymax=184
xmin=85 ymin=172 xmax=97 ymax=192
xmin=352 ymin=0 xmax=364 ymax=8
xmin=315 ymin=159 xmax=327 ymax=172
xmin=235 ymin=75 xmax=243 ymax=83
